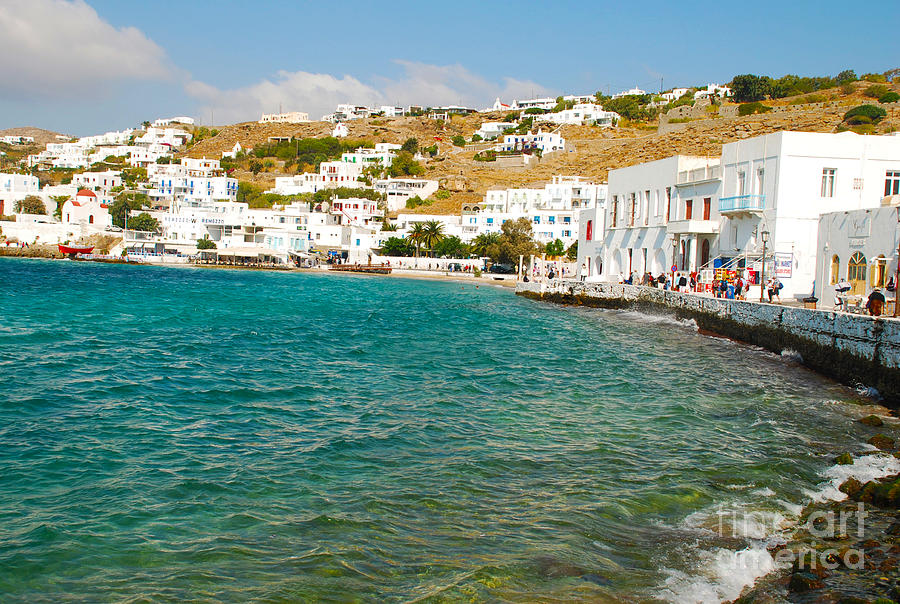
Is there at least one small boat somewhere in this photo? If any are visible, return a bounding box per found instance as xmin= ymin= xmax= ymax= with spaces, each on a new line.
xmin=58 ymin=244 xmax=94 ymax=256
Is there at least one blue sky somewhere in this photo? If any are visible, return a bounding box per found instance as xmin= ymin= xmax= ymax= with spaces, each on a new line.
xmin=0 ymin=0 xmax=896 ymax=136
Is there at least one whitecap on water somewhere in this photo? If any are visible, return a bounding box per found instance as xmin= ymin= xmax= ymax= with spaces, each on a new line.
xmin=612 ymin=310 xmax=699 ymax=331
xmin=657 ymin=546 xmax=778 ymax=604
xmin=804 ymin=452 xmax=900 ymax=503
xmin=780 ymin=349 xmax=803 ymax=363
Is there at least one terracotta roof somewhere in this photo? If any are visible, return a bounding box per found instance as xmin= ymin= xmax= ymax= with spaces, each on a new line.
xmin=76 ymin=188 xmax=97 ymax=198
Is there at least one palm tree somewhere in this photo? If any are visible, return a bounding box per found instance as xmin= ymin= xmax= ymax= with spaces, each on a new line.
xmin=407 ymin=223 xmax=426 ymax=257
xmin=470 ymin=232 xmax=501 ymax=257
xmin=421 ymin=220 xmax=445 ymax=256
xmin=381 ymin=220 xmax=398 ymax=232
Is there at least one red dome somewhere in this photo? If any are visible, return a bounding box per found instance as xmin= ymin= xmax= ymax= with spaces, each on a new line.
xmin=76 ymin=188 xmax=97 ymax=198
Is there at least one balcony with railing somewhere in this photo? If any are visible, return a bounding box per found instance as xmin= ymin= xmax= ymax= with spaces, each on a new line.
xmin=718 ymin=194 xmax=765 ymax=214
xmin=676 ymin=165 xmax=721 ymax=185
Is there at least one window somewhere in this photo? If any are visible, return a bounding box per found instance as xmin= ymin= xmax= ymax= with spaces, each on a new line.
xmin=611 ymin=196 xmax=618 ymax=227
xmin=756 ymin=168 xmax=764 ymax=195
xmin=644 ymin=190 xmax=650 ymax=225
xmin=533 ymin=216 xmax=540 ymax=224
xmin=848 ymin=252 xmax=867 ymax=295
xmin=737 ymin=171 xmax=746 ymax=196
xmin=685 ymin=199 xmax=693 ymax=220
xmin=629 ymin=193 xmax=636 ymax=226
xmin=665 ymin=187 xmax=671 ymax=222
xmin=830 ymin=255 xmax=840 ymax=285
xmin=703 ymin=198 xmax=711 ymax=220
xmin=886 ymin=171 xmax=900 ymax=197
xmin=586 ymin=220 xmax=593 ymax=241
xmin=873 ymin=255 xmax=887 ymax=288
xmin=821 ymin=168 xmax=836 ymax=197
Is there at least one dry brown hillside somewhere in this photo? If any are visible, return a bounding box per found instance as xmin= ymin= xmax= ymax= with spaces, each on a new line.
xmin=0 ymin=127 xmax=69 ymax=146
xmin=177 ymin=85 xmax=900 ymax=215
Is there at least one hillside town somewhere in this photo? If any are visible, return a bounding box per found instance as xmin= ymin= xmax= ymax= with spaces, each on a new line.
xmin=2 ymin=78 xmax=900 ymax=312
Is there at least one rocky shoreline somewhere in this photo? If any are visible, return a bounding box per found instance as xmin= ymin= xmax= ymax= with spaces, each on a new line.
xmin=733 ymin=414 xmax=900 ymax=604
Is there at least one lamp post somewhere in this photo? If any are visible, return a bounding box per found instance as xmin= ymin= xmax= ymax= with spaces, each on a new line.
xmin=760 ymin=230 xmax=770 ymax=302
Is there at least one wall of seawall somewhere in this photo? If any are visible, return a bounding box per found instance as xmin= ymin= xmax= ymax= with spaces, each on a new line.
xmin=516 ymin=280 xmax=900 ymax=406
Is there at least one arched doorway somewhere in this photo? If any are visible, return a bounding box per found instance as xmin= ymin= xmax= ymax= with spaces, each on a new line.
xmin=872 ymin=255 xmax=887 ymax=288
xmin=848 ymin=252 xmax=867 ymax=295
xmin=586 ymin=219 xmax=593 ymax=241
xmin=700 ymin=239 xmax=710 ymax=268
xmin=830 ymin=255 xmax=840 ymax=284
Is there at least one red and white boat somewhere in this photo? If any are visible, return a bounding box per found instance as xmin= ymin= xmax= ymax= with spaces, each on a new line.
xmin=58 ymin=244 xmax=94 ymax=255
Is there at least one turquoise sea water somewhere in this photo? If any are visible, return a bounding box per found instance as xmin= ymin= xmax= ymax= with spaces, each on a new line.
xmin=0 ymin=257 xmax=890 ymax=602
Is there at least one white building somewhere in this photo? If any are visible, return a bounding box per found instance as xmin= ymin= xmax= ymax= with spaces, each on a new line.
xmin=379 ymin=106 xmax=405 ymax=117
xmin=146 ymin=158 xmax=237 ymax=209
xmin=475 ymin=122 xmax=516 ymax=141
xmin=153 ymin=117 xmax=195 ymax=127
xmin=611 ymin=87 xmax=646 ymax=99
xmin=535 ymin=103 xmax=619 ymax=127
xmin=815 ymin=204 xmax=900 ymax=305
xmin=462 ymin=176 xmax=606 ymax=248
xmin=259 ymin=111 xmax=310 ymax=124
xmin=694 ymin=84 xmax=732 ymax=100
xmin=135 ymin=127 xmax=192 ymax=148
xmin=323 ymin=104 xmax=371 ymax=122
xmin=0 ymin=135 xmax=34 ymax=145
xmin=0 ymin=173 xmax=41 ymax=216
xmin=496 ymin=129 xmax=565 ymax=155
xmin=332 ymin=122 xmax=349 ymax=138
xmin=72 ymin=170 xmax=122 ymax=193
xmin=374 ymin=178 xmax=439 ymax=212
xmin=718 ymin=131 xmax=900 ymax=299
xmin=660 ymin=88 xmax=690 ymax=102
xmin=598 ymin=155 xmax=722 ymax=282
xmin=61 ymin=189 xmax=111 ymax=228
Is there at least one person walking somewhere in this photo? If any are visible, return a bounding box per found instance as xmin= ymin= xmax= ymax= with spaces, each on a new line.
xmin=765 ymin=277 xmax=776 ymax=303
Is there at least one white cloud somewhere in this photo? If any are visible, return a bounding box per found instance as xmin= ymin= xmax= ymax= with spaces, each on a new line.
xmin=0 ymin=0 xmax=172 ymax=99
xmin=186 ymin=61 xmax=558 ymax=124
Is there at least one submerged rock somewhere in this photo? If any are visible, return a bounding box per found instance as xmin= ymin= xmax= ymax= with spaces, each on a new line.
xmin=868 ymin=434 xmax=896 ymax=450
xmin=859 ymin=476 xmax=900 ymax=507
xmin=840 ymin=477 xmax=864 ymax=498
xmin=836 ymin=452 xmax=854 ymax=465
xmin=788 ymin=571 xmax=825 ymax=592
xmin=858 ymin=414 xmax=885 ymax=427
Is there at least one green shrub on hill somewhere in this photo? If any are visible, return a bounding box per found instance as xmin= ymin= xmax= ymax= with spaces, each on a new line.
xmin=843 ymin=104 xmax=887 ymax=124
xmin=864 ymin=84 xmax=890 ymax=98
xmin=451 ymin=135 xmax=466 ymax=147
xmin=879 ymin=92 xmax=900 ymax=104
xmin=738 ymin=102 xmax=773 ymax=116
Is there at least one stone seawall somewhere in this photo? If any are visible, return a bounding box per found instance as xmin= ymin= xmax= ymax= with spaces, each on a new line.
xmin=517 ymin=280 xmax=900 ymax=406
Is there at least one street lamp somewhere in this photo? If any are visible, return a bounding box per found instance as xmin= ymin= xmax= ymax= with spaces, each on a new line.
xmin=760 ymin=230 xmax=770 ymax=302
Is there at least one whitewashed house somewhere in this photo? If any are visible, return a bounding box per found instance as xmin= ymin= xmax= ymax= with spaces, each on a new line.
xmin=599 ymin=155 xmax=722 ymax=281
xmin=374 ymin=178 xmax=439 ymax=212
xmin=535 ymin=103 xmax=619 ymax=126
xmin=496 ymin=129 xmax=565 ymax=155
xmin=153 ymin=117 xmax=195 ymax=127
xmin=259 ymin=111 xmax=309 ymax=124
xmin=72 ymin=170 xmax=122 ymax=193
xmin=660 ymin=88 xmax=690 ymax=102
xmin=61 ymin=189 xmax=111 ymax=228
xmin=135 ymin=127 xmax=192 ymax=148
xmin=815 ymin=203 xmax=900 ymax=305
xmin=611 ymin=87 xmax=646 ymax=99
xmin=0 ymin=173 xmax=41 ymax=216
xmin=475 ymin=122 xmax=516 ymax=140
xmin=718 ymin=131 xmax=900 ymax=299
xmin=694 ymin=84 xmax=732 ymax=100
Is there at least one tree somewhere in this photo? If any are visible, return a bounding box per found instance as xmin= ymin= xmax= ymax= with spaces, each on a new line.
xmin=730 ymin=74 xmax=771 ymax=103
xmin=401 ymin=137 xmax=418 ymax=154
xmin=470 ymin=232 xmax=501 ymax=257
xmin=407 ymin=223 xmax=426 ymax=257
xmin=380 ymin=236 xmax=415 ymax=257
xmin=493 ymin=218 xmax=540 ymax=265
xmin=388 ymin=152 xmax=424 ymax=177
xmin=433 ymin=235 xmax=470 ymax=258
xmin=381 ymin=220 xmax=398 ymax=231
xmin=565 ymin=241 xmax=578 ymax=261
xmin=110 ymin=192 xmax=150 ymax=228
xmin=248 ymin=159 xmax=263 ymax=175
xmin=835 ymin=69 xmax=858 ymax=84
xmin=471 ymin=134 xmax=482 ymax=142
xmin=843 ymin=105 xmax=887 ymax=124
xmin=421 ymin=220 xmax=445 ymax=255
xmin=128 ymin=212 xmax=159 ymax=232
xmin=14 ymin=195 xmax=45 ymax=215
xmin=50 ymin=195 xmax=69 ymax=219
xmin=196 ymin=237 xmax=217 ymax=250
xmin=451 ymin=135 xmax=466 ymax=147
xmin=545 ymin=238 xmax=565 ymax=257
